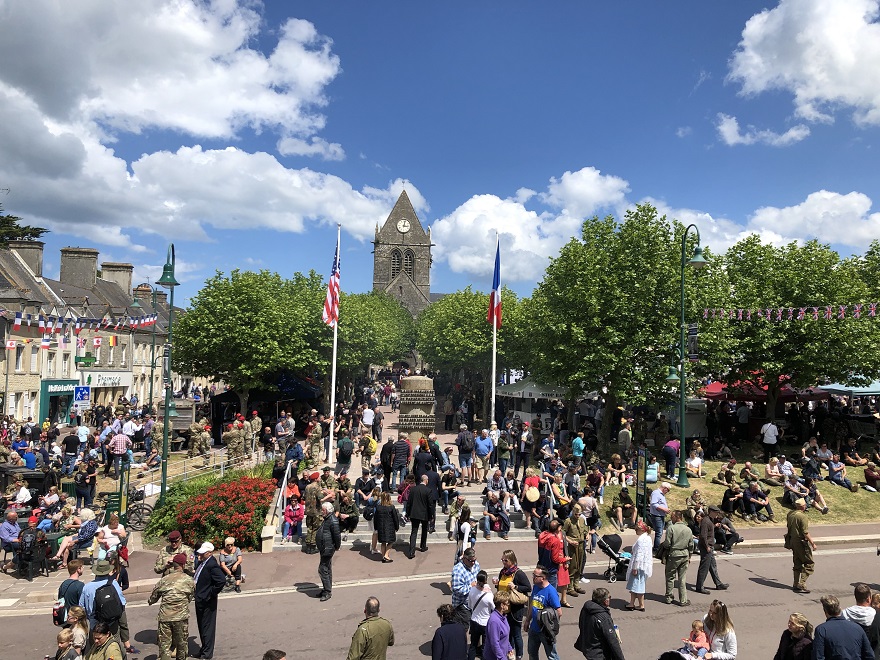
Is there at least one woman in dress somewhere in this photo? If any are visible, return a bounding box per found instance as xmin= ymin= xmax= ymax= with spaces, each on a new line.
xmin=372 ymin=491 xmax=400 ymax=563
xmin=625 ymin=520 xmax=653 ymax=611
xmin=703 ymin=599 xmax=738 ymax=659
xmin=772 ymin=612 xmax=813 ymax=660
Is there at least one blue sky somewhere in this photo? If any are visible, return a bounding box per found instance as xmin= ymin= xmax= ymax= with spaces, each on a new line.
xmin=1 ymin=1 xmax=879 ymax=304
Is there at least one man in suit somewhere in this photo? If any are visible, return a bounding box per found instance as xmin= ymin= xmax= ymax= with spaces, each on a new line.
xmin=316 ymin=502 xmax=341 ymax=602
xmin=193 ymin=542 xmax=226 ymax=659
xmin=405 ymin=474 xmax=434 ymax=559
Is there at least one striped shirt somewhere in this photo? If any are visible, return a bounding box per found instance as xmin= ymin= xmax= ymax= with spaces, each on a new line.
xmin=451 ymin=560 xmax=481 ymax=607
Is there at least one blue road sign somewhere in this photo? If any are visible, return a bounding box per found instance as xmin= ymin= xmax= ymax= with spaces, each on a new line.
xmin=74 ymin=386 xmax=91 ymax=403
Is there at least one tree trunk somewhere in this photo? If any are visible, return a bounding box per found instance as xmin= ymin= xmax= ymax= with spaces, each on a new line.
xmin=598 ymin=388 xmax=618 ymax=457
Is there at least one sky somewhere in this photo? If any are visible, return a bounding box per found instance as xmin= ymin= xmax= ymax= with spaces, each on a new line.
xmin=1 ymin=0 xmax=879 ymax=304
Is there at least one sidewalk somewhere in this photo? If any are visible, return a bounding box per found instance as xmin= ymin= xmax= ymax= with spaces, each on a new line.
xmin=4 ymin=404 xmax=878 ymax=612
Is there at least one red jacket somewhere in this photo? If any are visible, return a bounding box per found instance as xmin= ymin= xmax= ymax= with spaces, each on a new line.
xmin=538 ymin=530 xmax=565 ymax=574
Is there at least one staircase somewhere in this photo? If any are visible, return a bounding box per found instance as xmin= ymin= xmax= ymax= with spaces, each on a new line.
xmin=272 ymin=486 xmax=551 ymax=552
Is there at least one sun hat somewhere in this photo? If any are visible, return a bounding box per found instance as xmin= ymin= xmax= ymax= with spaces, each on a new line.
xmin=92 ymin=560 xmax=113 ymax=576
xmin=525 ymin=486 xmax=540 ymax=502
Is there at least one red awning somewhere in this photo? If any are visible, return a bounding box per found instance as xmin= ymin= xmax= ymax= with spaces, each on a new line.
xmin=701 ymin=380 xmax=828 ymax=402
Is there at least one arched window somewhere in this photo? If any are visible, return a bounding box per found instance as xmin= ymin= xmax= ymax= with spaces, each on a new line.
xmin=404 ymin=249 xmax=415 ymax=279
xmin=391 ymin=249 xmax=402 ymax=278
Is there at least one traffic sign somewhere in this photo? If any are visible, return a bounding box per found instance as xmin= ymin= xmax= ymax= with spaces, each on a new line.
xmin=74 ymin=386 xmax=91 ymax=403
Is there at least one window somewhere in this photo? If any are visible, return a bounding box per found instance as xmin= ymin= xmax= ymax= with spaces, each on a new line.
xmin=391 ymin=249 xmax=402 ymax=278
xmin=47 ymin=351 xmax=56 ymax=377
xmin=404 ymin=249 xmax=415 ymax=278
xmin=30 ymin=347 xmax=38 ymax=372
xmin=121 ymin=346 xmax=127 ymax=367
xmin=15 ymin=346 xmax=23 ymax=371
xmin=109 ymin=346 xmax=115 ymax=365
xmin=95 ymin=347 xmax=101 ymax=363
xmin=62 ymin=354 xmax=70 ymax=377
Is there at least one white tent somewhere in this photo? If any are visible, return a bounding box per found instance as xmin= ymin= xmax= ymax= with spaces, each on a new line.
xmin=817 ymin=382 xmax=880 ymax=397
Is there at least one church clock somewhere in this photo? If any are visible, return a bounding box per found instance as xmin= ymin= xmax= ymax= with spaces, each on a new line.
xmin=396 ymin=218 xmax=411 ymax=233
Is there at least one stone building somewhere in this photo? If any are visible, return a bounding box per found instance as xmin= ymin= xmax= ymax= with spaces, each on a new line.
xmin=372 ymin=190 xmax=439 ymax=316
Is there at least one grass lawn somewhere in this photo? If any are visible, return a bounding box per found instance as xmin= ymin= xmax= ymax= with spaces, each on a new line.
xmin=598 ymin=446 xmax=876 ymax=531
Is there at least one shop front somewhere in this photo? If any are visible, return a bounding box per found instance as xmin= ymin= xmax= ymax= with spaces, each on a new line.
xmin=39 ymin=379 xmax=78 ymax=426
xmin=79 ymin=370 xmax=133 ymax=409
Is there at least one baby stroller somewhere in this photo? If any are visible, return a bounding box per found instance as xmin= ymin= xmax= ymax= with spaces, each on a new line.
xmin=597 ymin=533 xmax=631 ymax=583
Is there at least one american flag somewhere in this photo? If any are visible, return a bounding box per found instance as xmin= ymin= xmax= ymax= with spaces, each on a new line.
xmin=322 ymin=237 xmax=341 ymax=327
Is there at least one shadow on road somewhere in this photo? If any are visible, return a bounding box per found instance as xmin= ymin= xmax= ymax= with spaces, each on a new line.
xmin=293 ymin=580 xmax=321 ymax=594
xmin=749 ymin=577 xmax=792 ymax=590
xmin=430 ymin=580 xmax=452 ymax=596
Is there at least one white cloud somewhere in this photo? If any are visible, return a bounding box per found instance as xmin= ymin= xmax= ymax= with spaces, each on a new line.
xmin=729 ymin=0 xmax=880 ymax=126
xmin=540 ymin=167 xmax=630 ymax=218
xmin=716 ymin=113 xmax=811 ymax=146
xmin=431 ymin=167 xmax=629 ymax=282
xmin=746 ymin=190 xmax=880 ymax=247
xmin=675 ymin=126 xmax=692 ymax=138
xmin=277 ymin=136 xmax=345 ymax=161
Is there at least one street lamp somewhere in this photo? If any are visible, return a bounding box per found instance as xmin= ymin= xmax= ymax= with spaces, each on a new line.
xmin=157 ymin=245 xmax=179 ymax=505
xmin=669 ymin=225 xmax=708 ymax=489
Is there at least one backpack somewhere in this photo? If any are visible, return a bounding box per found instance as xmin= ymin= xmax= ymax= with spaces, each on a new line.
xmin=459 ymin=432 xmax=475 ymax=454
xmin=93 ymin=582 xmax=124 ymax=624
xmin=18 ymin=527 xmax=37 ymax=559
xmin=339 ymin=438 xmax=355 ymax=460
xmin=366 ymin=436 xmax=378 ymax=455
xmin=363 ymin=500 xmax=377 ymax=521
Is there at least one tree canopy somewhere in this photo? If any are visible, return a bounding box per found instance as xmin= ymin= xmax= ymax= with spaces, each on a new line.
xmin=337 ymin=291 xmax=416 ymax=378
xmin=0 ymin=204 xmax=48 ymax=247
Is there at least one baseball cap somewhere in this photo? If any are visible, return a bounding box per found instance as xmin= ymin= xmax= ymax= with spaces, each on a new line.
xmin=196 ymin=542 xmax=214 ymax=554
xmin=661 ymin=482 xmax=672 ymax=490
xmin=28 ymin=515 xmax=38 ymax=524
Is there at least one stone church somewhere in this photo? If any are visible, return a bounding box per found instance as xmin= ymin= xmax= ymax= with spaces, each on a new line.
xmin=372 ymin=190 xmax=442 ymax=316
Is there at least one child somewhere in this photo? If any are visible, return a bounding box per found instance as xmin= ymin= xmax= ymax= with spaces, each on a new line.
xmin=55 ymin=628 xmax=79 ymax=660
xmin=282 ymin=495 xmax=304 ymax=544
xmin=680 ymin=619 xmax=710 ymax=658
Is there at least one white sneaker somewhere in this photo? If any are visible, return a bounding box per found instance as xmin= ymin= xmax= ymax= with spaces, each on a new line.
xmin=580 ymin=577 xmax=591 ymax=584
xmin=599 ymin=496 xmax=604 ymax=504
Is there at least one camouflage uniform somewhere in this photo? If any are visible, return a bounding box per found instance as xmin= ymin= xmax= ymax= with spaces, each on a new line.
xmin=249 ymin=415 xmax=262 ymax=454
xmin=223 ymin=427 xmax=244 ymax=465
xmin=307 ymin=423 xmax=323 ymax=463
xmin=187 ymin=422 xmax=203 ymax=458
xmin=148 ymin=570 xmax=195 ymax=660
xmin=336 ymin=476 xmax=352 ymax=498
xmin=151 ymin=420 xmax=165 ymax=454
xmin=358 ymin=435 xmax=375 ymax=472
xmin=0 ymin=443 xmax=10 ymax=463
xmin=154 ymin=543 xmax=195 ymax=577
xmin=197 ymin=429 xmax=212 ymax=465
xmin=304 ymin=480 xmax=322 ymax=548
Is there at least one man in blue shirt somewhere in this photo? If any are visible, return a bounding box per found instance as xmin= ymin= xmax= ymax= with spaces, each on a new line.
xmin=474 ymin=429 xmax=494 ymax=483
xmin=79 ymin=560 xmax=126 ymax=630
xmin=0 ymin=511 xmax=21 ymax=571
xmin=22 ymin=446 xmax=36 ymax=470
xmin=813 ymin=594 xmax=873 ymax=660
xmin=451 ymin=548 xmax=480 ymax=629
xmin=649 ymin=482 xmax=671 ymax=551
xmin=523 ymin=564 xmax=561 ymax=660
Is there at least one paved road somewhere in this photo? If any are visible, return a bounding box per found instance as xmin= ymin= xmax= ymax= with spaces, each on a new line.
xmin=9 ymin=542 xmax=879 ymax=659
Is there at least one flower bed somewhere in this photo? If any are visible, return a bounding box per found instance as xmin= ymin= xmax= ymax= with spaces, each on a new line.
xmin=174 ymin=476 xmax=277 ymax=551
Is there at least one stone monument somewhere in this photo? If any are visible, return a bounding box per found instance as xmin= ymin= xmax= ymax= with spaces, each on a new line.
xmin=396 ymin=375 xmax=436 ymax=441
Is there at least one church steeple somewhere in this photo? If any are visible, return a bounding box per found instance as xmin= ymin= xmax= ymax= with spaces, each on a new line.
xmin=372 ymin=190 xmax=433 ymax=316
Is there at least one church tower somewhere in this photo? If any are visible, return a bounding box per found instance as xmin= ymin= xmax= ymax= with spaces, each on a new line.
xmin=372 ymin=190 xmax=433 ymax=316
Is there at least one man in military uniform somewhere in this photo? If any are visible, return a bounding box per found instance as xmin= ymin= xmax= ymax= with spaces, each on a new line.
xmin=787 ymin=497 xmax=816 ymax=593
xmin=663 ymin=510 xmax=694 ymax=606
xmin=148 ymin=552 xmax=194 ymax=660
xmin=235 ymin=414 xmax=252 ymax=455
xmin=357 ymin=433 xmax=375 ymax=472
xmin=303 ymin=471 xmax=322 ymax=554
xmin=154 ymin=531 xmax=195 ymax=577
xmin=249 ymin=410 xmax=262 ymax=453
xmin=150 ymin=419 xmax=165 ymax=457
xmin=197 ymin=424 xmax=212 ymax=466
xmin=187 ymin=420 xmax=204 ymax=459
xmin=307 ymin=416 xmax=323 ymax=464
xmin=224 ymin=423 xmax=244 ymax=466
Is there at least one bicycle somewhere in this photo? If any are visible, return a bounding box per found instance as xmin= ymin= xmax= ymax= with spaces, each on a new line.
xmin=93 ymin=487 xmax=154 ymax=531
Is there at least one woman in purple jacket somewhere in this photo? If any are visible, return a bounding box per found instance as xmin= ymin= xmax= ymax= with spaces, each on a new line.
xmin=484 ymin=592 xmax=513 ymax=660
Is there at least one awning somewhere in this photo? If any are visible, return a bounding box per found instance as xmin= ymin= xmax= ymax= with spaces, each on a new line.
xmin=701 ymin=380 xmax=828 ymax=403
xmin=817 ymin=381 xmax=880 ymax=397
xmin=497 ymin=378 xmax=568 ymax=400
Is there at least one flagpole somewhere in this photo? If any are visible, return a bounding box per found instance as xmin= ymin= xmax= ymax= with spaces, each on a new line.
xmin=490 ymin=232 xmax=499 ymax=427
xmin=328 ymin=224 xmax=341 ymax=461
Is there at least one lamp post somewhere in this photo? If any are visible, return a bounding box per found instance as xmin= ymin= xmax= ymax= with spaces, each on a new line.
xmin=666 ymin=225 xmax=708 ymax=489
xmin=157 ymin=245 xmax=179 ymax=505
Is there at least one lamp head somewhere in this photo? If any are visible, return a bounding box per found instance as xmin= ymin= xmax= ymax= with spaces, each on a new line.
xmin=157 ymin=263 xmax=179 ymax=289
xmin=130 ymin=299 xmax=142 ymax=310
xmin=165 ymin=399 xmax=179 ymax=418
xmin=688 ymin=246 xmax=708 ymax=269
xmin=665 ymin=366 xmax=681 ymax=383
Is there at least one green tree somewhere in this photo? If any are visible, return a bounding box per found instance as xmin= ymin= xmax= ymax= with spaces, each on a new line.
xmin=173 ymin=269 xmax=330 ymax=409
xmin=416 ymin=286 xmax=520 ymax=422
xmin=337 ymin=291 xmax=415 ymax=379
xmin=0 ymin=204 xmax=48 ymax=247
xmin=526 ymin=204 xmax=725 ymax=450
xmin=703 ymin=236 xmax=880 ymax=414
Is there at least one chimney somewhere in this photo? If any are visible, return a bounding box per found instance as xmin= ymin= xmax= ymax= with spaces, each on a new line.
xmin=59 ymin=247 xmax=99 ymax=290
xmin=100 ymin=262 xmax=134 ymax=297
xmin=9 ymin=240 xmax=45 ymax=277
xmin=155 ymin=290 xmax=168 ymax=307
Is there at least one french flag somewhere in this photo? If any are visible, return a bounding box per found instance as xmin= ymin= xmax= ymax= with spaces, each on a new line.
xmin=12 ymin=312 xmax=21 ymax=331
xmin=487 ymin=237 xmax=502 ymax=328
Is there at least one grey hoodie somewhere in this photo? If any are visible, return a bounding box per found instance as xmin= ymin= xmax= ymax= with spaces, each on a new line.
xmin=843 ymin=604 xmax=876 ymax=627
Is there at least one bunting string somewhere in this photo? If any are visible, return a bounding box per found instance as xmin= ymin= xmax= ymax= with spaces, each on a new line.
xmin=703 ymin=304 xmax=877 ymax=321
